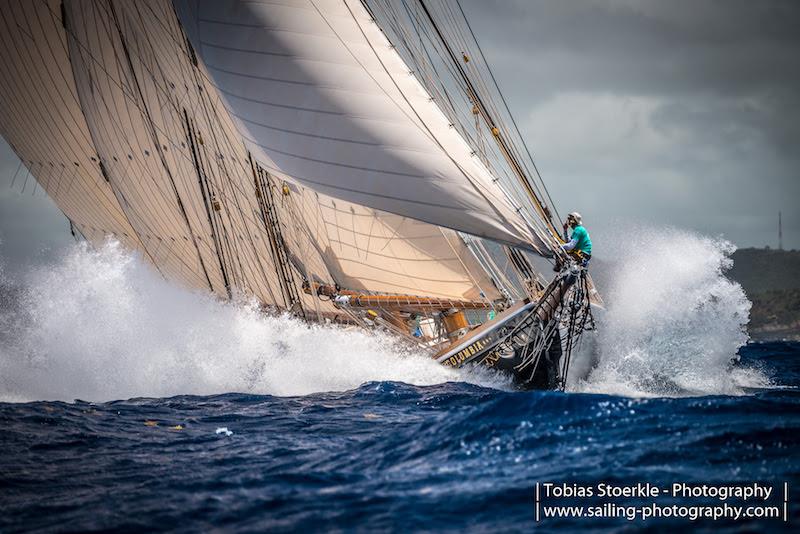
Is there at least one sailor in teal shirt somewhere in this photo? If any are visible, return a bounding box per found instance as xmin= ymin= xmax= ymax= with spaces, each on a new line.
xmin=561 ymin=212 xmax=592 ymax=266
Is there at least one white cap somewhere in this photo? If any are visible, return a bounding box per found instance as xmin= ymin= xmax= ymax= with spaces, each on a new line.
xmin=568 ymin=212 xmax=582 ymax=224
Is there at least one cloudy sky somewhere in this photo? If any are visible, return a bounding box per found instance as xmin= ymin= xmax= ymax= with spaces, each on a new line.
xmin=1 ymin=0 xmax=798 ymax=276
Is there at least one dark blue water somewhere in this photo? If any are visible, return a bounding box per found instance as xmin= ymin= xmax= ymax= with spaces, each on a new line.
xmin=2 ymin=341 xmax=799 ymax=532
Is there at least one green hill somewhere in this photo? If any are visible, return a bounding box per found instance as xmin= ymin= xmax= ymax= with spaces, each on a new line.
xmin=728 ymin=248 xmax=800 ymax=340
xmin=728 ymin=248 xmax=800 ymax=294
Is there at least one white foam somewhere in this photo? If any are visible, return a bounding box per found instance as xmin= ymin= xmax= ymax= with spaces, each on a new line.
xmin=0 ymin=226 xmax=770 ymax=402
xmin=0 ymin=241 xmax=506 ymax=403
xmin=574 ymin=225 xmax=766 ymax=397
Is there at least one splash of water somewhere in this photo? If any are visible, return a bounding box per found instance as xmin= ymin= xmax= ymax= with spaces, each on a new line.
xmin=0 ymin=226 xmax=770 ymax=402
xmin=0 ymin=241 xmax=508 ymax=403
xmin=576 ymin=225 xmax=766 ymax=397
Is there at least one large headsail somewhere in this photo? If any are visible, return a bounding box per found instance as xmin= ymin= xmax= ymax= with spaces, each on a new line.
xmin=0 ymin=0 xmax=500 ymax=311
xmin=172 ymin=0 xmax=551 ymax=253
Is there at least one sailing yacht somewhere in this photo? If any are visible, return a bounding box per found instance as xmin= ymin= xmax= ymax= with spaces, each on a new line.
xmin=0 ymin=0 xmax=600 ymax=390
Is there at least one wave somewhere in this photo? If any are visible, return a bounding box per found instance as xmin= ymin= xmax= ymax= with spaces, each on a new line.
xmin=575 ymin=225 xmax=767 ymax=397
xmin=0 ymin=225 xmax=770 ymax=402
xmin=0 ymin=241 xmax=511 ymax=402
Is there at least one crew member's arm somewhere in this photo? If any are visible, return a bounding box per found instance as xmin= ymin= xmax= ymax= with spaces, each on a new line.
xmin=561 ymin=238 xmax=577 ymax=251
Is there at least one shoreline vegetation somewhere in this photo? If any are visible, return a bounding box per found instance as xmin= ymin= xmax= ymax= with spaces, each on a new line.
xmin=729 ymin=248 xmax=800 ymax=341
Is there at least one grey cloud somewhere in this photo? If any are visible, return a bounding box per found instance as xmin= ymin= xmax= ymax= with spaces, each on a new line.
xmin=463 ymin=0 xmax=800 ymax=99
xmin=458 ymin=0 xmax=800 ymax=249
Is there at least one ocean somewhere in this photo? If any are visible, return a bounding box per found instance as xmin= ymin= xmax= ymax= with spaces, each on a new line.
xmin=0 ymin=234 xmax=798 ymax=531
xmin=1 ymin=342 xmax=798 ymax=532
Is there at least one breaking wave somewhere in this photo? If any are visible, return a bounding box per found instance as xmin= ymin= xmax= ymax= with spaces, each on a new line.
xmin=0 ymin=225 xmax=771 ymax=402
xmin=0 ymin=241 xmax=509 ymax=403
xmin=577 ymin=225 xmax=767 ymax=397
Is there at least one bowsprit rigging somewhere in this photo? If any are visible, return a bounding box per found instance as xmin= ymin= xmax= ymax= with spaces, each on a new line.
xmin=0 ymin=0 xmax=601 ymax=391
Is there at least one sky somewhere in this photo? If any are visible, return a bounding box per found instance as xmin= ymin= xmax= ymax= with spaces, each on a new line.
xmin=1 ymin=0 xmax=798 ymax=276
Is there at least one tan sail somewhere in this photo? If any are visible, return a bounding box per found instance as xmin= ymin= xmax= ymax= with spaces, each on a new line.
xmin=0 ymin=0 xmax=500 ymax=314
xmin=0 ymin=0 xmax=141 ymax=254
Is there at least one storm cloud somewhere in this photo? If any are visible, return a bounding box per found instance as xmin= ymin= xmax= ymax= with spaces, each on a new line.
xmin=462 ymin=0 xmax=800 ymax=248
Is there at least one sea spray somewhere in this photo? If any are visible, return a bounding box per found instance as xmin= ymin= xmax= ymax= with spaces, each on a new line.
xmin=0 ymin=227 xmax=770 ymax=402
xmin=577 ymin=225 xmax=764 ymax=397
xmin=0 ymin=241 xmax=508 ymax=402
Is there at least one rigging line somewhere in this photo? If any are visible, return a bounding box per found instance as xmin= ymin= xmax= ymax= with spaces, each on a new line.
xmin=366 ymin=4 xmax=536 ymax=243
xmin=183 ymin=111 xmax=231 ymax=296
xmin=415 ymin=0 xmax=558 ymax=241
xmin=371 ymin=10 xmax=550 ymax=255
xmin=438 ymin=1 xmax=531 ymax=190
xmin=193 ymin=119 xmax=248 ymax=294
xmin=440 ymin=229 xmax=495 ymax=307
xmin=260 ymin=169 xmax=305 ymax=314
xmin=105 ymin=0 xmax=215 ymax=290
xmin=197 ymin=144 xmax=303 ymax=304
xmin=20 ymin=162 xmax=34 ymax=194
xmin=454 ymin=0 xmax=561 ymax=224
xmin=8 ymin=159 xmax=24 ymax=189
xmin=393 ymin=0 xmax=487 ymax=146
xmin=396 ymin=3 xmax=537 ymax=216
xmin=281 ymin=191 xmax=324 ymax=322
xmin=322 ymin=0 xmax=520 ymax=221
xmin=179 ymin=98 xmax=238 ymax=290
xmin=395 ymin=0 xmax=482 ymax=153
xmin=473 ymin=237 xmax=521 ymax=301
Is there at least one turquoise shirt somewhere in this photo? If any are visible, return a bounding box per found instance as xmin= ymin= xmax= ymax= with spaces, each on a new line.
xmin=569 ymin=225 xmax=592 ymax=255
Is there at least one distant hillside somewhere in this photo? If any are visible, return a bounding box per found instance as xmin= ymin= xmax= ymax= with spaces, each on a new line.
xmin=749 ymin=289 xmax=800 ymax=328
xmin=727 ymin=248 xmax=800 ymax=340
xmin=728 ymin=248 xmax=800 ymax=294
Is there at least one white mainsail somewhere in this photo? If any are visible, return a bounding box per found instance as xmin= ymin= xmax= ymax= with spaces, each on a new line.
xmin=172 ymin=0 xmax=550 ymax=252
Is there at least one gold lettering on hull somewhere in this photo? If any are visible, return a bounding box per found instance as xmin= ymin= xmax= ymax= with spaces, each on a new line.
xmin=483 ymin=351 xmax=501 ymax=368
xmin=441 ymin=339 xmax=487 ymax=368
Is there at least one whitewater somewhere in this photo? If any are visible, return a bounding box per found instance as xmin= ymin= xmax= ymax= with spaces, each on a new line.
xmin=0 ymin=226 xmax=768 ymax=402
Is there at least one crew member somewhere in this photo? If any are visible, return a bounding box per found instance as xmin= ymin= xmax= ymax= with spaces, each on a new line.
xmin=561 ymin=212 xmax=592 ymax=267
